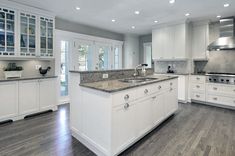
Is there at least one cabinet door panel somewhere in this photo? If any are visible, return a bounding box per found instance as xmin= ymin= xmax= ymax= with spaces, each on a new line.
xmin=165 ymin=88 xmax=178 ymax=117
xmin=112 ymin=102 xmax=138 ymax=153
xmin=19 ymin=80 xmax=39 ymax=115
xmin=152 ymin=29 xmax=163 ymax=59
xmin=174 ymin=24 xmax=186 ymax=58
xmin=0 ymin=82 xmax=18 ymax=121
xmin=152 ymin=93 xmax=165 ymax=125
xmin=39 ymin=79 xmax=56 ymax=111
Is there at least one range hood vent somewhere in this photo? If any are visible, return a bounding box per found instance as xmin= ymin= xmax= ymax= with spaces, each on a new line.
xmin=208 ymin=17 xmax=235 ymax=51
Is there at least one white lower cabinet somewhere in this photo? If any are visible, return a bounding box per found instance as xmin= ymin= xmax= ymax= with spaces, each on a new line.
xmin=0 ymin=78 xmax=57 ymax=122
xmin=39 ymin=79 xmax=56 ymax=111
xmin=19 ymin=80 xmax=39 ymax=115
xmin=152 ymin=93 xmax=165 ymax=125
xmin=166 ymin=87 xmax=178 ymax=116
xmin=0 ymin=82 xmax=18 ymax=121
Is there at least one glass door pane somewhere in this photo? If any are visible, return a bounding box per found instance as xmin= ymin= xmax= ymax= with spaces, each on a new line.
xmin=97 ymin=44 xmax=110 ymax=70
xmin=144 ymin=43 xmax=152 ymax=68
xmin=60 ymin=41 xmax=69 ymax=96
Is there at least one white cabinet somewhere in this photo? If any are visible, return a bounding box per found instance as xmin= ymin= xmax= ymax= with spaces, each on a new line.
xmin=39 ymin=78 xmax=56 ymax=111
xmin=152 ymin=23 xmax=189 ymax=60
xmin=165 ymin=87 xmax=178 ymax=117
xmin=152 ymin=93 xmax=165 ymax=125
xmin=177 ymin=75 xmax=188 ymax=103
xmin=191 ymin=75 xmax=206 ymax=102
xmin=19 ymin=80 xmax=39 ymax=115
xmin=0 ymin=82 xmax=18 ymax=121
xmin=112 ymin=101 xmax=138 ymax=153
xmin=192 ymin=24 xmax=209 ymax=60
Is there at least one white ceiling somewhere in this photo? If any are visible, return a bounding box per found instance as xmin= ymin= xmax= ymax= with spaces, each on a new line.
xmin=8 ymin=0 xmax=235 ymax=35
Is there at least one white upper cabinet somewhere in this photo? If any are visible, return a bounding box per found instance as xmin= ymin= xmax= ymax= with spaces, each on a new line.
xmin=0 ymin=3 xmax=55 ymax=59
xmin=192 ymin=23 xmax=209 ymax=60
xmin=0 ymin=7 xmax=17 ymax=57
xmin=152 ymin=23 xmax=189 ymax=60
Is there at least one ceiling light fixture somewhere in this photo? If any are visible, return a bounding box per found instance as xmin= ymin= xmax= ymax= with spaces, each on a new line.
xmin=76 ymin=7 xmax=80 ymax=10
xmin=154 ymin=20 xmax=158 ymax=23
xmin=185 ymin=13 xmax=190 ymax=17
xmin=111 ymin=19 xmax=116 ymax=22
xmin=134 ymin=11 xmax=140 ymax=15
xmin=131 ymin=26 xmax=135 ymax=29
xmin=169 ymin=0 xmax=175 ymax=4
xmin=224 ymin=3 xmax=230 ymax=7
xmin=217 ymin=15 xmax=221 ymax=18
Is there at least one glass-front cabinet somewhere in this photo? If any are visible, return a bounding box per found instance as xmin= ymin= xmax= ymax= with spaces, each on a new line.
xmin=40 ymin=17 xmax=54 ymax=57
xmin=0 ymin=7 xmax=16 ymax=56
xmin=20 ymin=13 xmax=36 ymax=57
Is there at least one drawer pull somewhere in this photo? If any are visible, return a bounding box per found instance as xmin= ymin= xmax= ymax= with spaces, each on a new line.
xmin=152 ymin=96 xmax=157 ymax=99
xmin=233 ymin=89 xmax=235 ymax=92
xmin=196 ymin=95 xmax=200 ymax=98
xmin=213 ymin=97 xmax=218 ymax=101
xmin=158 ymin=86 xmax=162 ymax=90
xmin=170 ymin=88 xmax=173 ymax=91
xmin=124 ymin=103 xmax=130 ymax=109
xmin=213 ymin=87 xmax=218 ymax=90
xmin=170 ymin=82 xmax=173 ymax=86
xmin=196 ymin=77 xmax=200 ymax=80
xmin=196 ymin=85 xmax=200 ymax=88
xmin=124 ymin=94 xmax=129 ymax=100
xmin=144 ymin=89 xmax=149 ymax=94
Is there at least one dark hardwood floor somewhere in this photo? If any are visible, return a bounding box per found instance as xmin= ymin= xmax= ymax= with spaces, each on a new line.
xmin=0 ymin=103 xmax=235 ymax=156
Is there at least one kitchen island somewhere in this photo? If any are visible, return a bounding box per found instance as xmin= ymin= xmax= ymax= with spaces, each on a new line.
xmin=69 ymin=71 xmax=178 ymax=156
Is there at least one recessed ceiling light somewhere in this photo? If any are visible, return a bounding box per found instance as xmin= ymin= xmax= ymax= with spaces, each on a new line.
xmin=185 ymin=13 xmax=190 ymax=17
xmin=111 ymin=19 xmax=116 ymax=22
xmin=76 ymin=7 xmax=80 ymax=10
xmin=217 ymin=15 xmax=221 ymax=18
xmin=134 ymin=11 xmax=140 ymax=15
xmin=131 ymin=26 xmax=135 ymax=29
xmin=154 ymin=20 xmax=158 ymax=23
xmin=169 ymin=0 xmax=175 ymax=4
xmin=224 ymin=3 xmax=230 ymax=7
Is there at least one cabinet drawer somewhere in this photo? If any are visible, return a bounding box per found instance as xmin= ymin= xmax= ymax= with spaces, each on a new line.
xmin=206 ymin=94 xmax=235 ymax=107
xmin=113 ymin=89 xmax=136 ymax=106
xmin=192 ymin=92 xmax=205 ymax=101
xmin=192 ymin=83 xmax=205 ymax=91
xmin=191 ymin=76 xmax=205 ymax=84
xmin=165 ymin=79 xmax=178 ymax=89
xmin=137 ymin=84 xmax=156 ymax=98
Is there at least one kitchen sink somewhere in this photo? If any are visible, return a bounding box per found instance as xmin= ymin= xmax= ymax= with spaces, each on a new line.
xmin=119 ymin=77 xmax=158 ymax=83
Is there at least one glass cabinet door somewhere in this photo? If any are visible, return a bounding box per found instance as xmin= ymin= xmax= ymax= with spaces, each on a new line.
xmin=20 ymin=13 xmax=36 ymax=56
xmin=40 ymin=17 xmax=54 ymax=57
xmin=0 ymin=8 xmax=15 ymax=56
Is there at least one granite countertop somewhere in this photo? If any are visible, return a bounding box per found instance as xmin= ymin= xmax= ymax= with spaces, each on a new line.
xmin=80 ymin=75 xmax=178 ymax=93
xmin=0 ymin=75 xmax=58 ymax=82
xmin=190 ymin=73 xmax=206 ymax=76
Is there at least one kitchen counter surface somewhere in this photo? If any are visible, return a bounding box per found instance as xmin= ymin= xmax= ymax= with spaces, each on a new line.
xmin=80 ymin=75 xmax=178 ymax=93
xmin=190 ymin=73 xmax=206 ymax=75
xmin=0 ymin=75 xmax=58 ymax=82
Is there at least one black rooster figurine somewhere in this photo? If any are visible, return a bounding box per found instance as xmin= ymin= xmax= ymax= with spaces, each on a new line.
xmin=39 ymin=67 xmax=51 ymax=76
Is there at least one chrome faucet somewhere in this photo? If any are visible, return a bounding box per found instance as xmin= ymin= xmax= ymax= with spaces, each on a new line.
xmin=133 ymin=64 xmax=148 ymax=77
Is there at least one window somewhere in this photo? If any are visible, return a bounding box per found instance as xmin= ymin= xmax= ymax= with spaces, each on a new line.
xmin=144 ymin=42 xmax=152 ymax=68
xmin=60 ymin=41 xmax=69 ymax=96
xmin=78 ymin=45 xmax=89 ymax=71
xmin=97 ymin=44 xmax=110 ymax=70
xmin=113 ymin=45 xmax=122 ymax=69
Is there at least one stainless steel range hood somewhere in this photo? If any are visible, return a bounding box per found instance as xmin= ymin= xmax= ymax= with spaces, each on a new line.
xmin=208 ymin=17 xmax=235 ymax=51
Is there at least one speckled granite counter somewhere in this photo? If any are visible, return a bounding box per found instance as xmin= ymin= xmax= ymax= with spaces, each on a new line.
xmin=0 ymin=75 xmax=58 ymax=82
xmin=154 ymin=72 xmax=190 ymax=75
xmin=80 ymin=75 xmax=178 ymax=93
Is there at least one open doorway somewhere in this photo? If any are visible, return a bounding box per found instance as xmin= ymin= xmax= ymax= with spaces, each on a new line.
xmin=143 ymin=42 xmax=152 ymax=68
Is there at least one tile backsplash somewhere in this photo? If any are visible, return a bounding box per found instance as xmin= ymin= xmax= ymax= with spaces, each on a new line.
xmin=154 ymin=60 xmax=191 ymax=74
xmin=0 ymin=60 xmax=55 ymax=78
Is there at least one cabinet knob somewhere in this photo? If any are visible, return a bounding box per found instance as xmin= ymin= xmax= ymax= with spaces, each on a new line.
xmin=152 ymin=96 xmax=157 ymax=99
xmin=124 ymin=103 xmax=130 ymax=109
xmin=213 ymin=97 xmax=218 ymax=101
xmin=196 ymin=85 xmax=200 ymax=88
xmin=213 ymin=87 xmax=218 ymax=90
xmin=158 ymin=86 xmax=162 ymax=90
xmin=196 ymin=77 xmax=200 ymax=80
xmin=144 ymin=89 xmax=149 ymax=94
xmin=170 ymin=88 xmax=173 ymax=91
xmin=196 ymin=95 xmax=200 ymax=98
xmin=124 ymin=94 xmax=129 ymax=100
xmin=170 ymin=82 xmax=173 ymax=86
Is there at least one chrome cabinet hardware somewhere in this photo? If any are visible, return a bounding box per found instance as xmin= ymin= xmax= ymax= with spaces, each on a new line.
xmin=170 ymin=88 xmax=173 ymax=91
xmin=213 ymin=87 xmax=218 ymax=90
xmin=196 ymin=95 xmax=200 ymax=98
xmin=124 ymin=103 xmax=130 ymax=109
xmin=124 ymin=94 xmax=129 ymax=100
xmin=158 ymin=86 xmax=162 ymax=89
xmin=196 ymin=77 xmax=200 ymax=80
xmin=144 ymin=89 xmax=148 ymax=94
xmin=196 ymin=85 xmax=200 ymax=88
xmin=152 ymin=96 xmax=157 ymax=99
xmin=170 ymin=82 xmax=173 ymax=85
xmin=213 ymin=97 xmax=218 ymax=100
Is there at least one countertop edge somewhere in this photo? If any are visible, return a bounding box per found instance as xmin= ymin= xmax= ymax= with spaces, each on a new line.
xmin=80 ymin=76 xmax=178 ymax=93
xmin=0 ymin=76 xmax=58 ymax=82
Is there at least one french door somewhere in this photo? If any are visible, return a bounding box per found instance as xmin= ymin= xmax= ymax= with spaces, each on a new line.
xmin=95 ymin=42 xmax=112 ymax=70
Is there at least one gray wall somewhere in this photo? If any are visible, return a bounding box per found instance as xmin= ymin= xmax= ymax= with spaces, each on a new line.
xmin=55 ymin=18 xmax=124 ymax=41
xmin=139 ymin=34 xmax=152 ymax=63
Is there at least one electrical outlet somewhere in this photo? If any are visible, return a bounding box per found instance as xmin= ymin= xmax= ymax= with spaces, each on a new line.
xmin=103 ymin=74 xmax=109 ymax=79
xmin=35 ymin=65 xmax=41 ymax=70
